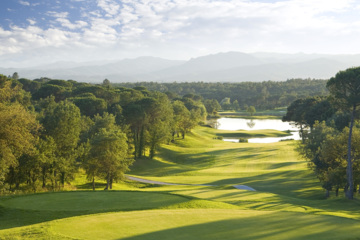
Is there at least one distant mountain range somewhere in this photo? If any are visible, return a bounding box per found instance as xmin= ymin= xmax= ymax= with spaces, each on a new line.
xmin=1 ymin=52 xmax=360 ymax=82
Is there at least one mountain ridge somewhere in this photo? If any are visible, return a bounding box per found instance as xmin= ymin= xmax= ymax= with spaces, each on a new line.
xmin=1 ymin=52 xmax=359 ymax=82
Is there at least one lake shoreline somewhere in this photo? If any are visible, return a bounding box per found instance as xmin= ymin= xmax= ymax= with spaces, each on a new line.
xmin=211 ymin=117 xmax=300 ymax=143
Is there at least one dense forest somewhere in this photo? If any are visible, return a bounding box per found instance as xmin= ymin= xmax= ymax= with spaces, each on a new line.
xmin=114 ymin=79 xmax=328 ymax=110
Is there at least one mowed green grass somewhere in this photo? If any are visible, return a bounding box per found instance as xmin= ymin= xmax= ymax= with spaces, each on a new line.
xmin=1 ymin=126 xmax=360 ymax=239
xmin=0 ymin=191 xmax=192 ymax=232
xmin=219 ymin=108 xmax=286 ymax=119
xmin=211 ymin=128 xmax=291 ymax=139
xmin=2 ymin=208 xmax=360 ymax=240
xmin=1 ymin=191 xmax=189 ymax=212
xmin=131 ymin=127 xmax=316 ymax=198
xmin=21 ymin=210 xmax=360 ymax=240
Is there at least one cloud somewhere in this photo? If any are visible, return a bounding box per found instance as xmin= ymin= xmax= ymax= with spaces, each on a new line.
xmin=19 ymin=0 xmax=30 ymax=6
xmin=97 ymin=0 xmax=120 ymax=17
xmin=56 ymin=18 xmax=88 ymax=30
xmin=0 ymin=27 xmax=12 ymax=38
xmin=1 ymin=0 xmax=360 ymax=67
xmin=46 ymin=11 xmax=69 ymax=18
xmin=83 ymin=17 xmax=119 ymax=44
xmin=0 ymin=24 xmax=79 ymax=56
xmin=27 ymin=19 xmax=36 ymax=25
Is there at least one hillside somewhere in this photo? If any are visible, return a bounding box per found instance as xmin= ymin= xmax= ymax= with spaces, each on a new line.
xmin=1 ymin=52 xmax=359 ymax=82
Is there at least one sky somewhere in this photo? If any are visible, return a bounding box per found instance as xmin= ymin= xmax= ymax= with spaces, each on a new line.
xmin=1 ymin=0 xmax=360 ymax=67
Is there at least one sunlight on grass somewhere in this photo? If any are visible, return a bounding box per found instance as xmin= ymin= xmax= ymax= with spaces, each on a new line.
xmin=127 ymin=125 xmax=360 ymax=220
xmin=4 ymin=209 xmax=360 ymax=240
xmin=0 ymin=191 xmax=189 ymax=212
xmin=2 ymin=125 xmax=360 ymax=240
xmin=206 ymin=128 xmax=291 ymax=138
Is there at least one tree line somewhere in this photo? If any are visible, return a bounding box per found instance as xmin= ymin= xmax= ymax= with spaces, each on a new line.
xmin=114 ymin=79 xmax=328 ymax=110
xmin=283 ymin=67 xmax=360 ymax=199
xmin=0 ymin=75 xmax=207 ymax=193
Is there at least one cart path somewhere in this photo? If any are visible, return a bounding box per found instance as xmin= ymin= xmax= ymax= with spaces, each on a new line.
xmin=126 ymin=176 xmax=256 ymax=191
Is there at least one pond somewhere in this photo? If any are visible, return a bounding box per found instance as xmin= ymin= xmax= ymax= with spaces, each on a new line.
xmin=216 ymin=118 xmax=300 ymax=143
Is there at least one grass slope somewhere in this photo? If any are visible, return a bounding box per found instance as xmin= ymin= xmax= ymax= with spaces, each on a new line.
xmin=35 ymin=210 xmax=360 ymax=240
xmin=207 ymin=128 xmax=291 ymax=139
xmin=1 ymin=126 xmax=360 ymax=239
xmin=219 ymin=108 xmax=287 ymax=119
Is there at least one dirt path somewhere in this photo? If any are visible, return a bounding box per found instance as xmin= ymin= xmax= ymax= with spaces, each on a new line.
xmin=126 ymin=176 xmax=256 ymax=191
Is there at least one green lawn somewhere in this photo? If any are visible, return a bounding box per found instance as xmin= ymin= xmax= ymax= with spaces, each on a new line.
xmin=219 ymin=108 xmax=287 ymax=119
xmin=23 ymin=210 xmax=360 ymax=240
xmin=1 ymin=126 xmax=360 ymax=239
xmin=205 ymin=127 xmax=291 ymax=139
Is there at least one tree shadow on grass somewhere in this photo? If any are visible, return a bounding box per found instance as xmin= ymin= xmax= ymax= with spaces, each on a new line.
xmin=132 ymin=147 xmax=267 ymax=177
xmin=75 ymin=181 xmax=107 ymax=190
xmin=132 ymin=139 xmax=296 ymax=179
xmin=215 ymin=130 xmax=290 ymax=138
xmin=207 ymin=170 xmax=321 ymax=199
xmin=117 ymin=211 xmax=360 ymax=240
xmin=200 ymin=173 xmax=360 ymax=216
xmin=0 ymin=206 xmax=92 ymax=230
xmin=0 ymin=190 xmax=191 ymax=231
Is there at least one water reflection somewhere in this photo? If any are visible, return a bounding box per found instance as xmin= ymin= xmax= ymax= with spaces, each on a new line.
xmin=208 ymin=119 xmax=220 ymax=129
xmin=217 ymin=118 xmax=299 ymax=131
xmin=246 ymin=120 xmax=255 ymax=129
xmin=217 ymin=117 xmax=300 ymax=143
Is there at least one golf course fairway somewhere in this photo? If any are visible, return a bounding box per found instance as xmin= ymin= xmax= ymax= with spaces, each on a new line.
xmin=1 ymin=126 xmax=360 ymax=239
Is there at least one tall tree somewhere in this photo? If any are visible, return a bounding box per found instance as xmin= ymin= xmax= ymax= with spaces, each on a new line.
xmin=146 ymin=93 xmax=173 ymax=158
xmin=172 ymin=100 xmax=191 ymax=139
xmin=232 ymin=100 xmax=240 ymax=111
xmin=11 ymin=72 xmax=19 ymax=80
xmin=247 ymin=106 xmax=256 ymax=116
xmin=36 ymin=136 xmax=57 ymax=189
xmin=102 ymin=79 xmax=111 ymax=89
xmin=0 ymin=103 xmax=39 ymax=190
xmin=303 ymin=98 xmax=336 ymax=129
xmin=123 ymin=93 xmax=174 ymax=159
xmin=204 ymin=99 xmax=221 ymax=116
xmin=298 ymin=121 xmax=340 ymax=197
xmin=282 ymin=99 xmax=309 ymax=143
xmin=88 ymin=129 xmax=132 ymax=190
xmin=220 ymin=97 xmax=231 ymax=110
xmin=327 ymin=67 xmax=360 ymax=199
xmin=0 ymin=75 xmax=40 ymax=191
xmin=41 ymin=100 xmax=82 ymax=187
xmin=83 ymin=113 xmax=119 ymax=190
xmin=182 ymin=97 xmax=207 ymax=123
